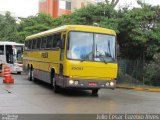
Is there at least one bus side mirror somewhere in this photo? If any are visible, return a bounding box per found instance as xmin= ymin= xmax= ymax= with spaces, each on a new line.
xmin=117 ymin=44 xmax=120 ymax=57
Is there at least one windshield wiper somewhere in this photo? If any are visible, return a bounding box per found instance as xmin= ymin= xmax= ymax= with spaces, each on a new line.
xmin=80 ymin=59 xmax=85 ymax=62
xmin=96 ymin=56 xmax=108 ymax=64
xmin=101 ymin=57 xmax=108 ymax=64
xmin=95 ymin=50 xmax=108 ymax=64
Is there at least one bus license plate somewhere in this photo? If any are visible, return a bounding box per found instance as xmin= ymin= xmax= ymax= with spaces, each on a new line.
xmin=88 ymin=82 xmax=97 ymax=87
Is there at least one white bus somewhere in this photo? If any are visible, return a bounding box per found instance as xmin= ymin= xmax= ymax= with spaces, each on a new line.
xmin=0 ymin=41 xmax=24 ymax=74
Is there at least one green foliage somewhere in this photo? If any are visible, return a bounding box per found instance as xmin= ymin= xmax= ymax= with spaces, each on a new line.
xmin=105 ymin=0 xmax=119 ymax=8
xmin=118 ymin=3 xmax=160 ymax=60
xmin=144 ymin=53 xmax=160 ymax=86
xmin=51 ymin=3 xmax=119 ymax=32
xmin=52 ymin=14 xmax=75 ymax=26
xmin=17 ymin=13 xmax=55 ymax=42
xmin=70 ymin=3 xmax=119 ymax=33
xmin=0 ymin=12 xmax=18 ymax=41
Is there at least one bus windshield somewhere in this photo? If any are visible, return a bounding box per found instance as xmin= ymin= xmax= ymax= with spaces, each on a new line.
xmin=67 ymin=31 xmax=116 ymax=63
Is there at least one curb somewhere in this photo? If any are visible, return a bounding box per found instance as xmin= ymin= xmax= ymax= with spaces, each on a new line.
xmin=116 ymin=86 xmax=160 ymax=92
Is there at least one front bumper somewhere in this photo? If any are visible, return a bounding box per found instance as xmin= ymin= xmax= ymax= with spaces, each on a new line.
xmin=63 ymin=77 xmax=116 ymax=89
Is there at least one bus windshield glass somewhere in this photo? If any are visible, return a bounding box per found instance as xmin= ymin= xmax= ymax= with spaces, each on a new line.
xmin=67 ymin=31 xmax=116 ymax=62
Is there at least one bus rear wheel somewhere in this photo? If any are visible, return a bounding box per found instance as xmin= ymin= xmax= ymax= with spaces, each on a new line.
xmin=28 ymin=68 xmax=33 ymax=81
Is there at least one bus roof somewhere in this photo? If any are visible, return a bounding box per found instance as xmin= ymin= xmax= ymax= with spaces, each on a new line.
xmin=0 ymin=41 xmax=24 ymax=46
xmin=26 ymin=25 xmax=116 ymax=40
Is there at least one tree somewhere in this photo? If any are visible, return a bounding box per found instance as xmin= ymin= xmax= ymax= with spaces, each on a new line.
xmin=0 ymin=12 xmax=18 ymax=41
xmin=48 ymin=3 xmax=119 ymax=33
xmin=70 ymin=3 xmax=119 ymax=32
xmin=105 ymin=0 xmax=119 ymax=8
xmin=144 ymin=53 xmax=160 ymax=86
xmin=117 ymin=1 xmax=160 ymax=60
xmin=17 ymin=13 xmax=55 ymax=42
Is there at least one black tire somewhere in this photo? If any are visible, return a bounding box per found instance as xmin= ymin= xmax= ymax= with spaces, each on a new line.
xmin=53 ymin=76 xmax=61 ymax=93
xmin=54 ymin=81 xmax=60 ymax=93
xmin=28 ymin=68 xmax=33 ymax=81
xmin=92 ymin=89 xmax=99 ymax=96
xmin=50 ymin=71 xmax=54 ymax=87
xmin=52 ymin=72 xmax=60 ymax=93
xmin=17 ymin=72 xmax=21 ymax=75
xmin=32 ymin=69 xmax=37 ymax=82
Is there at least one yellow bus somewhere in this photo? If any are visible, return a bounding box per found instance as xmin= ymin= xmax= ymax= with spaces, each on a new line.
xmin=23 ymin=25 xmax=118 ymax=95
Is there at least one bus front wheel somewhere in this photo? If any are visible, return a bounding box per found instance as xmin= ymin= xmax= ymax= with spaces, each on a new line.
xmin=54 ymin=82 xmax=60 ymax=93
xmin=92 ymin=89 xmax=99 ymax=96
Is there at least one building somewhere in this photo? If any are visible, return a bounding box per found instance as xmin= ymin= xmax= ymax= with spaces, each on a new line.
xmin=39 ymin=0 xmax=96 ymax=18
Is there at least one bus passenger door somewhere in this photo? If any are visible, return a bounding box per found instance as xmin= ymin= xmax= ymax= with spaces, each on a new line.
xmin=60 ymin=32 xmax=66 ymax=61
xmin=5 ymin=45 xmax=14 ymax=64
xmin=58 ymin=32 xmax=66 ymax=87
xmin=0 ymin=45 xmax=5 ymax=64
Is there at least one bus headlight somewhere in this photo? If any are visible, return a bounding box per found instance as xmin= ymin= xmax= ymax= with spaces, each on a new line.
xmin=110 ymin=82 xmax=114 ymax=86
xmin=69 ymin=80 xmax=74 ymax=85
xmin=106 ymin=82 xmax=110 ymax=86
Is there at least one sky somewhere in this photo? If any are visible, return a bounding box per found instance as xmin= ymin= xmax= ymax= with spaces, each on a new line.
xmin=0 ymin=0 xmax=159 ymax=18
xmin=0 ymin=0 xmax=39 ymax=18
xmin=117 ymin=0 xmax=160 ymax=8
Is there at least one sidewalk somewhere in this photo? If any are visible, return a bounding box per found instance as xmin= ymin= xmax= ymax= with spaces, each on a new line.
xmin=116 ymin=84 xmax=160 ymax=92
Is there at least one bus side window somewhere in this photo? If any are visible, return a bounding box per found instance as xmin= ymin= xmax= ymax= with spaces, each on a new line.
xmin=28 ymin=40 xmax=32 ymax=50
xmin=25 ymin=41 xmax=28 ymax=50
xmin=32 ymin=39 xmax=37 ymax=49
xmin=31 ymin=39 xmax=34 ymax=50
xmin=36 ymin=38 xmax=41 ymax=49
xmin=46 ymin=36 xmax=53 ymax=49
xmin=0 ymin=45 xmax=4 ymax=55
xmin=63 ymin=34 xmax=66 ymax=40
xmin=35 ymin=39 xmax=37 ymax=49
xmin=54 ymin=33 xmax=61 ymax=48
xmin=41 ymin=37 xmax=47 ymax=49
xmin=52 ymin=34 xmax=56 ymax=48
xmin=31 ymin=39 xmax=34 ymax=49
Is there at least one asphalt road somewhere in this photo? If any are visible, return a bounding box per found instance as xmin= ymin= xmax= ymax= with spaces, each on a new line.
xmin=0 ymin=74 xmax=160 ymax=114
